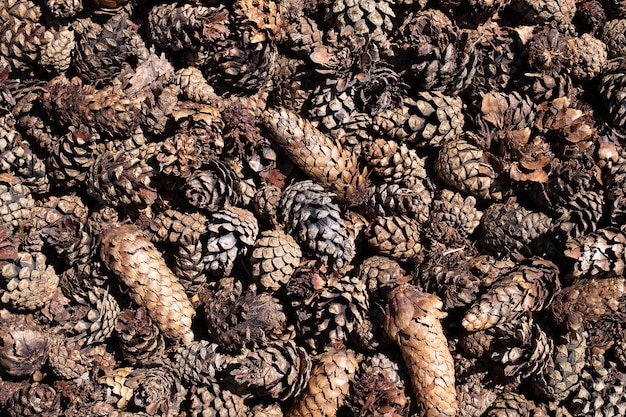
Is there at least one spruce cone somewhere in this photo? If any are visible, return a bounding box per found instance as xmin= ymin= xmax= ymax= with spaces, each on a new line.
xmin=264 ymin=106 xmax=368 ymax=204
xmin=462 ymin=257 xmax=560 ymax=331
xmin=219 ymin=340 xmax=311 ymax=401
xmin=99 ymin=223 xmax=195 ymax=346
xmin=279 ymin=180 xmax=355 ymax=271
xmin=250 ymin=229 xmax=302 ymax=292
xmin=384 ymin=285 xmax=457 ymax=417
xmin=203 ymin=207 xmax=259 ymax=277
xmin=285 ymin=345 xmax=359 ymax=417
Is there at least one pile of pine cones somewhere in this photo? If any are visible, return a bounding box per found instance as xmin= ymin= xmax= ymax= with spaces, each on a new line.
xmin=1 ymin=0 xmax=626 ymax=415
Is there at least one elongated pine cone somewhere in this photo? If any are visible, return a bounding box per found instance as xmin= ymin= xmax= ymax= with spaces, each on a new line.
xmin=285 ymin=345 xmax=359 ymax=417
xmin=384 ymin=285 xmax=457 ymax=417
xmin=99 ymin=223 xmax=195 ymax=345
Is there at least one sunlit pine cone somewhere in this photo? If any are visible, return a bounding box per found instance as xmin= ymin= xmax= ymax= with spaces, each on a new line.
xmin=250 ymin=229 xmax=302 ymax=292
xmin=0 ymin=173 xmax=33 ymax=230
xmin=46 ymin=333 xmax=94 ymax=380
xmin=253 ymin=182 xmax=282 ymax=225
xmin=115 ymin=307 xmax=165 ymax=366
xmin=5 ymin=382 xmax=60 ymax=417
xmin=416 ymin=241 xmax=483 ymax=310
xmin=124 ymin=363 xmax=187 ymax=417
xmin=0 ymin=15 xmax=46 ymax=74
xmin=599 ymin=62 xmax=626 ymax=129
xmin=551 ymin=190 xmax=604 ymax=244
xmin=203 ymin=207 xmax=258 ymax=277
xmin=279 ymin=180 xmax=356 ymax=271
xmin=357 ymin=64 xmax=408 ymax=117
xmin=462 ymin=257 xmax=560 ymax=332
xmin=569 ymin=353 xmax=626 ymax=416
xmin=269 ymin=54 xmax=316 ymax=113
xmin=434 ymin=135 xmax=502 ymax=200
xmin=99 ymin=223 xmax=195 ymax=346
xmin=171 ymin=340 xmax=223 ymax=385
xmin=36 ymin=25 xmax=74 ymax=75
xmin=1 ymin=0 xmax=41 ymax=24
xmin=87 ymin=146 xmax=157 ymax=209
xmin=564 ymin=227 xmax=626 ymax=279
xmin=281 ymin=14 xmax=323 ymax=57
xmin=384 ymin=285 xmax=457 ymax=417
xmin=532 ymin=328 xmax=587 ymax=402
xmin=47 ymin=125 xmax=100 ymax=189
xmin=184 ymin=158 xmax=243 ymax=211
xmin=294 ymin=274 xmax=370 ymax=353
xmin=366 ymin=215 xmax=422 ymax=262
xmin=359 ymin=256 xmax=407 ymax=302
xmin=285 ymin=344 xmax=358 ymax=417
xmin=459 ymin=327 xmax=497 ymax=359
xmin=323 ymin=0 xmax=395 ymax=56
xmin=365 ymin=182 xmax=431 ymax=224
xmin=568 ymin=34 xmax=608 ymax=80
xmin=455 ymin=356 xmax=500 ymax=417
xmin=0 ymin=312 xmax=47 ymax=378
xmin=264 ymin=107 xmax=368 ymax=204
xmin=199 ymin=279 xmax=288 ymax=353
xmin=607 ymin=152 xmax=626 ymax=225
xmin=173 ymin=67 xmax=219 ymax=104
xmin=490 ymin=314 xmax=554 ymax=381
xmin=1 ymin=251 xmax=59 ymax=310
xmin=44 ymin=0 xmax=82 ymax=18
xmin=361 ymin=138 xmax=426 ymax=188
xmin=472 ymin=91 xmax=536 ymax=146
xmin=479 ymin=201 xmax=552 ymax=257
xmin=373 ymin=93 xmax=464 ymax=148
xmin=509 ymin=0 xmax=577 ymax=26
xmin=0 ymin=130 xmax=49 ymax=195
xmin=427 ymin=189 xmax=483 ymax=246
xmin=517 ymin=70 xmax=574 ymax=104
xmin=72 ymin=13 xmax=149 ymax=87
xmin=347 ymin=352 xmax=409 ymax=417
xmin=485 ymin=391 xmax=549 ymax=417
xmin=189 ymin=383 xmax=250 ymax=417
xmin=147 ymin=3 xmax=229 ymax=67
xmin=549 ymin=277 xmax=626 ymax=331
xmin=219 ymin=340 xmax=311 ymax=401
xmin=306 ymin=85 xmax=357 ymax=132
xmin=0 ymin=226 xmax=17 ymax=269
xmin=601 ymin=19 xmax=626 ymax=58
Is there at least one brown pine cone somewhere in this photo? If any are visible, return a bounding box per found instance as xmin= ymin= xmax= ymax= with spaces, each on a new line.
xmin=1 ymin=251 xmax=60 ymax=311
xmin=485 ymin=391 xmax=549 ymax=417
xmin=123 ymin=363 xmax=187 ymax=417
xmin=455 ymin=356 xmax=500 ymax=417
xmin=189 ymin=383 xmax=250 ymax=417
xmin=509 ymin=0 xmax=577 ymax=27
xmin=564 ymin=227 xmax=626 ymax=279
xmin=365 ymin=182 xmax=432 ymax=224
xmin=599 ymin=62 xmax=626 ymax=129
xmin=0 ymin=173 xmax=34 ymax=230
xmin=171 ymin=340 xmax=223 ymax=385
xmin=115 ymin=307 xmax=165 ymax=366
xmin=5 ymin=382 xmax=60 ymax=417
xmin=361 ymin=138 xmax=427 ymax=188
xmin=0 ymin=312 xmax=47 ymax=377
xmin=219 ymin=340 xmax=311 ymax=401
xmin=568 ymin=34 xmax=608 ymax=80
xmin=427 ymin=189 xmax=483 ymax=246
xmin=384 ymin=285 xmax=457 ymax=417
xmin=601 ymin=19 xmax=626 ymax=59
xmin=462 ymin=257 xmax=560 ymax=331
xmin=184 ymin=158 xmax=243 ymax=211
xmin=366 ymin=215 xmax=422 ymax=262
xmin=358 ymin=255 xmax=408 ymax=301
xmin=99 ymin=223 xmax=195 ymax=346
xmin=285 ymin=345 xmax=359 ymax=417
xmin=250 ymin=229 xmax=302 ymax=292
xmin=46 ymin=333 xmax=92 ymax=380
xmin=47 ymin=125 xmax=100 ymax=189
xmin=263 ymin=106 xmax=368 ymax=204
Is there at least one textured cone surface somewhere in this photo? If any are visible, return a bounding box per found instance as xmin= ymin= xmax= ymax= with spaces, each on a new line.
xmin=220 ymin=339 xmax=311 ymax=400
xmin=434 ymin=136 xmax=502 ymax=200
xmin=359 ymin=255 xmax=407 ymax=301
xmin=123 ymin=363 xmax=187 ymax=417
xmin=189 ymin=383 xmax=250 ymax=417
xmin=285 ymin=345 xmax=359 ymax=417
xmin=455 ymin=356 xmax=499 ymax=417
xmin=479 ymin=201 xmax=552 ymax=257
xmin=486 ymin=391 xmax=549 ymax=417
xmin=366 ymin=215 xmax=422 ymax=261
xmin=362 ymin=138 xmax=427 ymax=187
xmin=366 ymin=182 xmax=431 ymax=224
xmin=250 ymin=229 xmax=302 ymax=292
xmin=203 ymin=207 xmax=259 ymax=277
xmin=564 ymin=227 xmax=626 ymax=279
xmin=599 ymin=65 xmax=626 ymax=129
xmin=279 ymin=180 xmax=355 ymax=271
xmin=0 ymin=173 xmax=34 ymax=229
xmin=509 ymin=0 xmax=577 ymax=26
xmin=99 ymin=223 xmax=195 ymax=345
xmin=373 ymin=93 xmax=464 ymax=147
xmin=462 ymin=257 xmax=560 ymax=331
xmin=184 ymin=158 xmax=242 ymax=211
xmin=264 ymin=106 xmax=367 ymax=203
xmin=428 ymin=189 xmax=483 ymax=246
xmin=6 ymin=382 xmax=60 ymax=417
xmin=568 ymin=34 xmax=608 ymax=80
xmin=533 ymin=328 xmax=587 ymax=401
xmin=0 ymin=316 xmax=47 ymax=377
xmin=115 ymin=307 xmax=165 ymax=366
xmin=48 ymin=125 xmax=99 ymax=189
xmin=172 ymin=340 xmax=222 ymax=385
xmin=601 ymin=19 xmax=626 ymax=59
xmin=1 ymin=251 xmax=59 ymax=310
xmin=384 ymin=285 xmax=457 ymax=417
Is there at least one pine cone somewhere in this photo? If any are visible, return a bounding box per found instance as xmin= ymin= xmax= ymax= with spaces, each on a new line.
xmin=568 ymin=34 xmax=608 ymax=80
xmin=1 ymin=251 xmax=59 ymax=310
xmin=0 ymin=313 xmax=47 ymax=377
xmin=427 ymin=189 xmax=483 ymax=246
xmin=569 ymin=353 xmax=626 ymax=416
xmin=219 ymin=340 xmax=311 ymax=401
xmin=46 ymin=333 xmax=94 ymax=380
xmin=384 ymin=285 xmax=457 ymax=417
xmin=279 ymin=180 xmax=355 ymax=271
xmin=601 ymin=19 xmax=626 ymax=59
xmin=189 ymin=383 xmax=250 ymax=417
xmin=599 ymin=62 xmax=626 ymax=129
xmin=123 ymin=363 xmax=187 ymax=417
xmin=462 ymin=257 xmax=560 ymax=331
xmin=366 ymin=215 xmax=422 ymax=262
xmin=373 ymin=93 xmax=464 ymax=148
xmin=285 ymin=345 xmax=359 ymax=417
xmin=564 ymin=227 xmax=626 ymax=279
xmin=264 ymin=106 xmax=368 ymax=204
xmin=485 ymin=391 xmax=549 ymax=417
xmin=171 ymin=340 xmax=223 ymax=385
xmin=479 ymin=201 xmax=552 ymax=257
xmin=250 ymin=229 xmax=302 ymax=292
xmin=455 ymin=356 xmax=500 ymax=417
xmin=532 ymin=328 xmax=587 ymax=401
xmin=199 ymin=279 xmax=288 ymax=353
xmin=44 ymin=0 xmax=83 ymax=18
xmin=362 ymin=138 xmax=426 ymax=187
xmin=0 ymin=173 xmax=34 ymax=230
xmin=5 ymin=382 xmax=60 ymax=417
xmin=99 ymin=223 xmax=195 ymax=346
xmin=358 ymin=255 xmax=407 ymax=301
xmin=365 ymin=182 xmax=431 ymax=224
xmin=115 ymin=307 xmax=165 ymax=366
xmin=203 ymin=207 xmax=259 ymax=277
xmin=434 ymin=135 xmax=502 ymax=200
xmin=47 ymin=125 xmax=100 ymax=189
xmin=509 ymin=0 xmax=577 ymax=27
xmin=184 ymin=158 xmax=242 ymax=211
